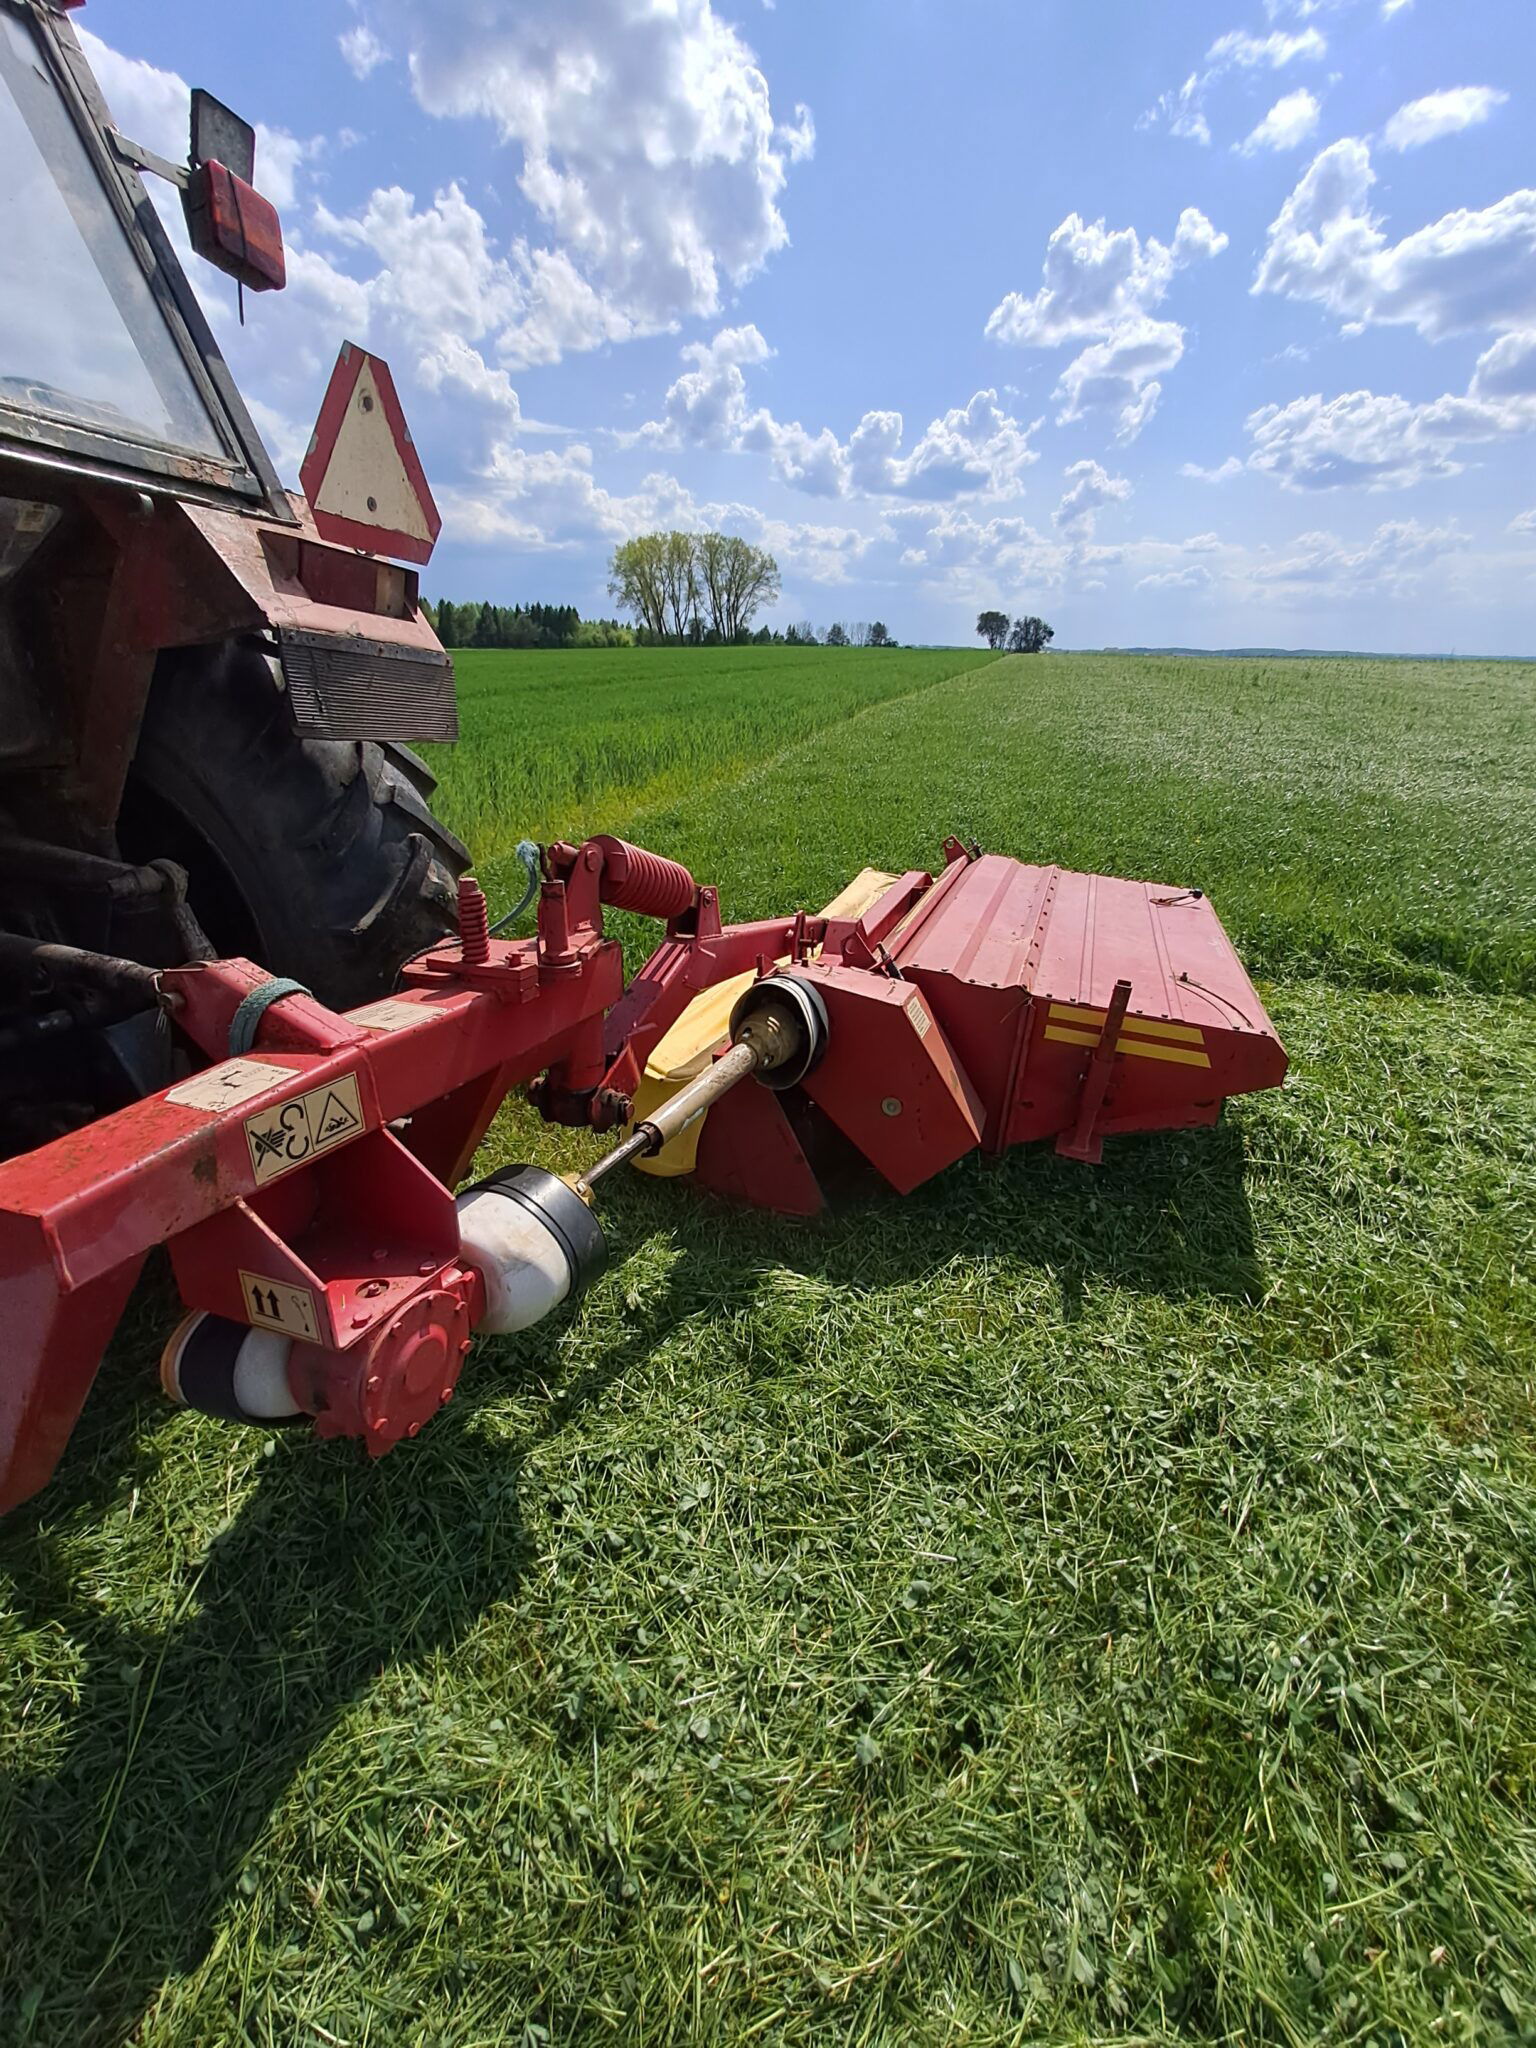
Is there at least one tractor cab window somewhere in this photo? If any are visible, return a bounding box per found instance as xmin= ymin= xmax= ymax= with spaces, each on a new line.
xmin=0 ymin=11 xmax=225 ymax=459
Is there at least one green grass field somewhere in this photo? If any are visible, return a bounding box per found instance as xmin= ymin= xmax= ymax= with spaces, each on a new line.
xmin=423 ymin=646 xmax=998 ymax=907
xmin=3 ymin=648 xmax=1535 ymax=2046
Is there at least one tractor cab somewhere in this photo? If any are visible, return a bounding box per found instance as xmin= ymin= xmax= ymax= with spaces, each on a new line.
xmin=0 ymin=0 xmax=464 ymax=1159
xmin=0 ymin=0 xmax=286 ymax=508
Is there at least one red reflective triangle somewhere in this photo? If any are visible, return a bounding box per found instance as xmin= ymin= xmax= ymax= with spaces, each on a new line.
xmin=300 ymin=343 xmax=442 ymax=566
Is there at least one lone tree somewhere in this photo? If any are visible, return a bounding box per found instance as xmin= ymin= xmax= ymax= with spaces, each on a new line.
xmin=609 ymin=532 xmax=779 ymax=642
xmin=607 ymin=534 xmax=668 ymax=639
xmin=1007 ymin=615 xmax=1055 ymax=653
xmin=696 ymin=532 xmax=782 ymax=640
xmin=977 ymin=609 xmax=1010 ymax=651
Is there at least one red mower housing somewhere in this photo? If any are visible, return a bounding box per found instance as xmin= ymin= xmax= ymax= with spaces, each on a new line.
xmin=588 ymin=837 xmax=1287 ymax=1215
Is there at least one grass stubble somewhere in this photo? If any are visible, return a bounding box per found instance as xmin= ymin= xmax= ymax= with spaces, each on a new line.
xmin=1 ymin=649 xmax=1534 ymax=2047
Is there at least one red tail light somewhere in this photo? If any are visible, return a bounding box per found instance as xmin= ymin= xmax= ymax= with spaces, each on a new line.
xmin=183 ymin=160 xmax=286 ymax=292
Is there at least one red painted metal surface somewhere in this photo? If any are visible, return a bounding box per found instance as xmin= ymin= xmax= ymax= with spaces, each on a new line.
xmin=588 ymin=837 xmax=698 ymax=921
xmin=184 ymin=159 xmax=286 ymax=292
xmin=604 ymin=840 xmax=1286 ymax=1210
xmin=0 ymin=846 xmax=626 ymax=1511
xmin=794 ymin=964 xmax=984 ymax=1195
xmin=0 ymin=834 xmax=1287 ymax=1513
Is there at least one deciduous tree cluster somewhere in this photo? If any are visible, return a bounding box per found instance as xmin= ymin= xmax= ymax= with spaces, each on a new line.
xmin=609 ymin=532 xmax=782 ymax=643
xmin=977 ymin=611 xmax=1055 ymax=653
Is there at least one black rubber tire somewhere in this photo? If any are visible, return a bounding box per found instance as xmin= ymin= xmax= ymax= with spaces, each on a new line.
xmin=120 ymin=639 xmax=469 ymax=1011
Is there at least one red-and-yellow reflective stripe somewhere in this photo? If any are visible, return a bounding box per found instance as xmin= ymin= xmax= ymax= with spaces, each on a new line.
xmin=1043 ymin=1003 xmax=1212 ymax=1069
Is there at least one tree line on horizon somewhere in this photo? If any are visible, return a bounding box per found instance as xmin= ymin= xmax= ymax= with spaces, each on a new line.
xmin=424 ymin=602 xmax=901 ymax=651
xmin=607 ymin=532 xmax=897 ymax=646
xmin=421 ymin=599 xmax=636 ymax=651
xmin=426 ymin=530 xmax=901 ymax=649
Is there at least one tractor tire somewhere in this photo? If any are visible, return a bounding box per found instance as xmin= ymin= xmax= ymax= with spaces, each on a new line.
xmin=119 ymin=639 xmax=469 ymax=1012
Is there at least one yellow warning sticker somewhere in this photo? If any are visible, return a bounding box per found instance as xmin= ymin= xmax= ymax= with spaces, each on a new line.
xmin=1042 ymin=1024 xmax=1212 ymax=1069
xmin=243 ymin=1072 xmax=365 ymax=1185
xmin=239 ymin=1270 xmax=322 ymax=1341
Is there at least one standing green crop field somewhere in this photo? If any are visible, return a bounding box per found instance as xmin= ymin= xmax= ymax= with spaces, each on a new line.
xmin=3 ymin=648 xmax=1534 ymax=2046
xmin=423 ymin=645 xmax=999 ymax=903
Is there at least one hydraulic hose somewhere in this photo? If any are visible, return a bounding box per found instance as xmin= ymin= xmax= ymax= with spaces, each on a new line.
xmin=489 ymin=840 xmax=544 ymax=935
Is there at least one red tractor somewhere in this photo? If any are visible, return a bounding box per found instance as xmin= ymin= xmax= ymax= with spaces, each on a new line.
xmin=0 ymin=0 xmax=467 ymax=1165
xmin=0 ymin=2 xmax=1288 ymax=1516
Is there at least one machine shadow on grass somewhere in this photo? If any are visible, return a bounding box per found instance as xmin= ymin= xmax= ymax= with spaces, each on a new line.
xmin=0 ymin=1119 xmax=1261 ymax=2045
xmin=618 ymin=1115 xmax=1267 ymax=1319
xmin=0 ymin=1280 xmax=682 ymax=2048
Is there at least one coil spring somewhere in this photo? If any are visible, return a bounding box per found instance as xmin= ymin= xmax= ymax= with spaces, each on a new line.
xmin=591 ymin=836 xmax=697 ymax=920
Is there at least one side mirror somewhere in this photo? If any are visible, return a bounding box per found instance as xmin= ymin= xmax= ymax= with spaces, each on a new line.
xmin=189 ymin=88 xmax=255 ymax=183
xmin=181 ymin=88 xmax=285 ymax=292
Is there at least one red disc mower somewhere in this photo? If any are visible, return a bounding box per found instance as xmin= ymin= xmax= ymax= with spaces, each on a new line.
xmin=0 ymin=833 xmax=1286 ymax=1513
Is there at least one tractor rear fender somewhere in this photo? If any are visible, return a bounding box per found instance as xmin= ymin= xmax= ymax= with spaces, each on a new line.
xmin=0 ymin=479 xmax=454 ymax=833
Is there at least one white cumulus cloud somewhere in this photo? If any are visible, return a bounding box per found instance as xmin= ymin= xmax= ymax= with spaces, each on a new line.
xmin=1239 ymin=88 xmax=1322 ymax=154
xmin=353 ymin=0 xmax=811 ymax=347
xmin=1052 ymin=317 xmax=1186 ymax=444
xmin=1254 ymin=140 xmax=1536 ymax=340
xmin=987 ymin=209 xmax=1226 ymax=441
xmin=1137 ymin=563 xmax=1215 ymax=592
xmin=339 ymin=24 xmax=389 ymax=77
xmin=1244 ymin=334 xmax=1536 ymax=490
xmin=1208 ymin=27 xmax=1329 ymax=67
xmin=1381 ymin=86 xmax=1509 ymax=152
xmin=1251 ymin=518 xmax=1465 ymax=590
xmin=642 ymin=324 xmax=775 ymax=445
xmin=637 ymin=333 xmax=1040 ymax=502
xmin=776 ymin=104 xmax=817 ymax=163
xmin=1055 ymin=460 xmax=1132 ymax=541
xmin=988 ymin=208 xmax=1227 ymax=347
xmin=1142 ymin=25 xmax=1326 ymax=144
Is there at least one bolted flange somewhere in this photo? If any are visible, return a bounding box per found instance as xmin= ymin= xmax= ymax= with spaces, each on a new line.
xmin=295 ymin=1280 xmax=477 ymax=1455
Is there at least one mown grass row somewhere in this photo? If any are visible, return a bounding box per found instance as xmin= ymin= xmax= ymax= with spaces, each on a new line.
xmin=3 ymin=648 xmax=1534 ymax=2046
xmin=612 ymin=653 xmax=1535 ymax=998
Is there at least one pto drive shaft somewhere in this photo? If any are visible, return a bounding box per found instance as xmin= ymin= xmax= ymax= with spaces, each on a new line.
xmin=580 ymin=1037 xmax=761 ymax=1190
xmin=579 ymin=974 xmax=828 ymax=1194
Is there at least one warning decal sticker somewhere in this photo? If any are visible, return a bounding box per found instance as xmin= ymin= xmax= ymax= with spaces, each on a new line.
xmin=244 ymin=1072 xmax=365 ymax=1185
xmin=239 ymin=1271 xmax=322 ymax=1342
xmin=166 ymin=1058 xmax=290 ymax=1113
xmin=905 ymin=995 xmax=933 ymax=1040
xmin=348 ymin=998 xmax=427 ymax=1033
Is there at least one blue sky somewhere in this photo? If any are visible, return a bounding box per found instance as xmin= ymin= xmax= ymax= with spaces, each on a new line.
xmin=81 ymin=0 xmax=1536 ymax=651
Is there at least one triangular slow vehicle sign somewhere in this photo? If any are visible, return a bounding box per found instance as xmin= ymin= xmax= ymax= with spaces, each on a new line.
xmin=300 ymin=343 xmax=442 ymax=565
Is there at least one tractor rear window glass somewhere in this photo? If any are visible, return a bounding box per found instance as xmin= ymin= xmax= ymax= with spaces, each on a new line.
xmin=0 ymin=14 xmax=225 ymax=458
